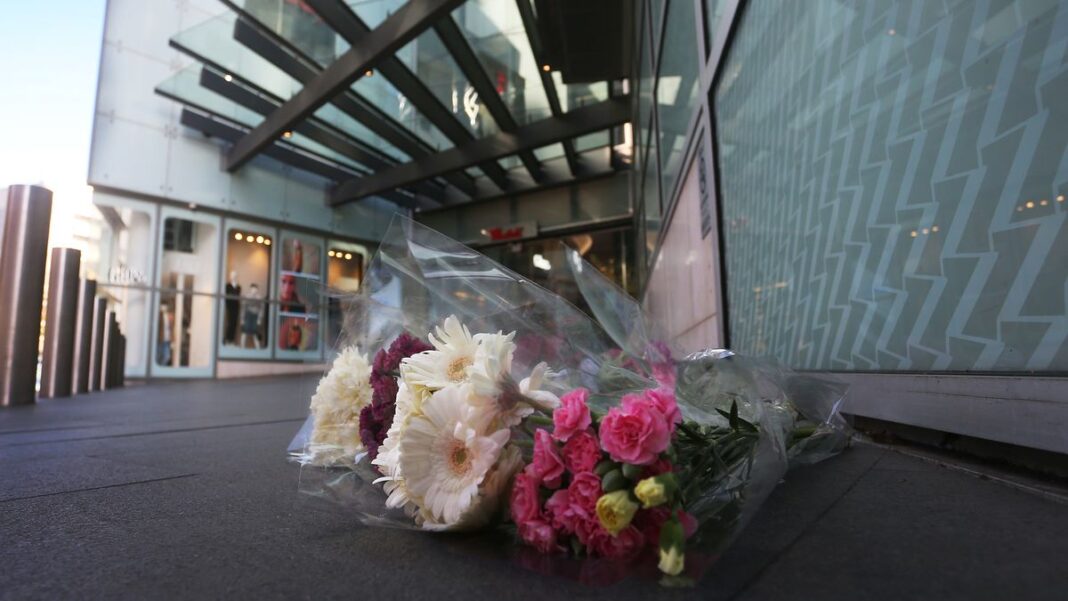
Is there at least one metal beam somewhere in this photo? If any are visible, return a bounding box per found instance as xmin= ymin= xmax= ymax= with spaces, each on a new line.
xmin=330 ymin=95 xmax=629 ymax=205
xmin=305 ymin=0 xmax=512 ymax=191
xmin=225 ymin=0 xmax=464 ymax=172
xmin=432 ymin=16 xmax=543 ymax=182
xmin=514 ymin=0 xmax=582 ymax=176
xmin=227 ymin=14 xmax=476 ymax=198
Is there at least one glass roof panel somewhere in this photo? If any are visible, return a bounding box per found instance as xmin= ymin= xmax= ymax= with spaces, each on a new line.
xmin=451 ymin=0 xmax=551 ymax=126
xmin=346 ymin=0 xmax=408 ymax=29
xmin=173 ymin=13 xmax=409 ymax=162
xmin=157 ymin=65 xmax=370 ymax=174
xmin=552 ymin=73 xmax=610 ymax=112
xmin=574 ymin=129 xmax=611 ymax=152
xmin=533 ymin=143 xmax=564 ymax=161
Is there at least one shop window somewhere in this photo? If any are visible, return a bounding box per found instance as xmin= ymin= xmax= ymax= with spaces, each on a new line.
xmin=96 ymin=202 xmax=154 ymax=377
xmin=163 ymin=218 xmax=195 ymax=253
xmin=325 ymin=243 xmax=365 ymax=350
xmin=277 ymin=235 xmax=322 ymax=354
xmin=221 ymin=227 xmax=273 ymax=353
xmin=715 ymin=0 xmax=1068 ymax=371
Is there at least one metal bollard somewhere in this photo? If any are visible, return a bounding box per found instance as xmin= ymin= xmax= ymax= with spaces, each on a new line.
xmin=101 ymin=311 xmax=118 ymax=391
xmin=71 ymin=278 xmax=97 ymax=394
xmin=116 ymin=333 xmax=126 ymax=388
xmin=88 ymin=298 xmax=107 ymax=392
xmin=0 ymin=185 xmax=53 ymax=407
xmin=40 ymin=248 xmax=82 ymax=398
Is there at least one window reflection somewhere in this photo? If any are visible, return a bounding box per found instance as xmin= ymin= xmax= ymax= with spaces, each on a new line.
xmin=277 ymin=235 xmax=321 ymax=353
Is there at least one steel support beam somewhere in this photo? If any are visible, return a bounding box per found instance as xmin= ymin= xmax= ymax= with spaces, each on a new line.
xmin=331 ymin=96 xmax=629 ymax=205
xmin=514 ymin=0 xmax=582 ymax=176
xmin=305 ymin=0 xmax=512 ymax=191
xmin=432 ymin=16 xmax=543 ymax=182
xmin=225 ymin=0 xmax=465 ymax=172
xmin=226 ymin=15 xmax=476 ymax=198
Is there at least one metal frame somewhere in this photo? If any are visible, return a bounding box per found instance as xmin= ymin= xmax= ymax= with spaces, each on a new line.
xmin=329 ymin=97 xmax=630 ymax=205
xmin=224 ymin=11 xmax=477 ymax=198
xmin=225 ymin=0 xmax=466 ymax=172
xmin=304 ymin=0 xmax=512 ymax=191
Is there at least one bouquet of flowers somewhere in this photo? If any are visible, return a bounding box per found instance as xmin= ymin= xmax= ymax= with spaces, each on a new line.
xmin=289 ymin=217 xmax=848 ymax=585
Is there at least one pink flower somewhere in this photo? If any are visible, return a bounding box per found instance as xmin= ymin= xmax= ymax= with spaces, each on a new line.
xmin=531 ymin=429 xmax=566 ymax=489
xmin=561 ymin=430 xmax=601 ymax=474
xmin=643 ymin=388 xmax=682 ymax=428
xmin=545 ymin=489 xmax=578 ymax=534
xmin=598 ymin=396 xmax=672 ymax=465
xmin=552 ymin=388 xmax=592 ymax=442
xmin=585 ymin=524 xmax=645 ymax=559
xmin=518 ymin=519 xmax=562 ymax=554
xmin=567 ymin=471 xmax=602 ymax=516
xmin=510 ymin=469 xmax=541 ymax=525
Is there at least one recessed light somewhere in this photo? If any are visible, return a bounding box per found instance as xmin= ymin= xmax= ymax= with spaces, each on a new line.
xmin=256 ymin=235 xmax=264 ymax=243
xmin=364 ymin=69 xmax=373 ymax=77
xmin=328 ymin=250 xmax=335 ymax=257
xmin=541 ymin=64 xmax=551 ymax=72
xmin=283 ymin=131 xmax=292 ymax=139
xmin=344 ymin=253 xmax=353 ymax=260
xmin=223 ymin=74 xmax=233 ymax=82
xmin=1026 ymin=201 xmax=1035 ymax=209
xmin=910 ymin=231 xmax=917 ymax=237
xmin=264 ymin=239 xmax=271 ymax=246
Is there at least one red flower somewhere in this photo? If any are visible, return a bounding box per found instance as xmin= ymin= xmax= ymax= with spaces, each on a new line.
xmin=561 ymin=430 xmax=601 ymax=474
xmin=552 ymin=388 xmax=592 ymax=442
xmin=530 ymin=429 xmax=566 ymax=489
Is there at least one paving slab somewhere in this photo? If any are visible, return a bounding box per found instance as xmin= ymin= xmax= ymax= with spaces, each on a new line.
xmin=1 ymin=375 xmax=1065 ymax=600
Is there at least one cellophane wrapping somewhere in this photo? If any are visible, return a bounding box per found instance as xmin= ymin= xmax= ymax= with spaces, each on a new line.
xmin=288 ymin=216 xmax=849 ymax=584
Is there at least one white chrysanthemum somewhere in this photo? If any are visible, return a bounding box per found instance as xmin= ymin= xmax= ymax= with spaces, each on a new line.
xmin=398 ymin=384 xmax=510 ymax=526
xmin=306 ymin=346 xmax=372 ymax=466
xmin=467 ymin=330 xmax=516 ymax=397
xmin=372 ymin=381 xmax=416 ymax=510
xmin=420 ymin=443 xmax=524 ymax=531
xmin=400 ymin=316 xmax=479 ymax=393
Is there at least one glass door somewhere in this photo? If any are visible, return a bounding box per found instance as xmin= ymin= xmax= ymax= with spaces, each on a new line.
xmin=324 ymin=240 xmax=368 ymax=355
xmin=151 ymin=207 xmax=221 ymax=378
xmin=275 ymin=230 xmax=325 ymax=361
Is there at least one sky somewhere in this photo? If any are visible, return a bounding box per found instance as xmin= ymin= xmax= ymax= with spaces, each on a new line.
xmin=0 ymin=0 xmax=107 ymax=242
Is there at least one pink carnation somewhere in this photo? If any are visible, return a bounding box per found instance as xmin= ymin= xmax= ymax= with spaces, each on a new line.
xmin=585 ymin=524 xmax=645 ymax=559
xmin=530 ymin=429 xmax=566 ymax=489
xmin=510 ymin=470 xmax=542 ymax=525
xmin=567 ymin=471 xmax=602 ymax=516
xmin=642 ymin=387 xmax=682 ymax=428
xmin=518 ymin=519 xmax=562 ymax=554
xmin=598 ymin=395 xmax=672 ymax=465
xmin=544 ymin=489 xmax=578 ymax=534
xmin=552 ymin=388 xmax=592 ymax=442
xmin=561 ymin=430 xmax=601 ymax=474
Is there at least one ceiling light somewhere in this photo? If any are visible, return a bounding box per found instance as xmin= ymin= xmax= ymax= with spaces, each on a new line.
xmin=234 ymin=233 xmax=243 ymax=241
xmin=328 ymin=250 xmax=335 ymax=257
xmin=344 ymin=253 xmax=353 ymax=260
xmin=256 ymin=235 xmax=264 ymax=243
xmin=223 ymin=73 xmax=233 ymax=82
xmin=283 ymin=131 xmax=292 ymax=139
xmin=1057 ymin=195 xmax=1065 ymax=202
xmin=365 ymin=69 xmax=374 ymax=77
xmin=922 ymin=228 xmax=929 ymax=235
xmin=264 ymin=239 xmax=271 ymax=246
xmin=1040 ymin=199 xmax=1048 ymax=206
xmin=910 ymin=231 xmax=917 ymax=237
xmin=532 ymin=253 xmax=551 ymax=271
xmin=888 ymin=28 xmax=896 ymax=35
xmin=541 ymin=64 xmax=551 ymax=72
xmin=931 ymin=225 xmax=939 ymax=233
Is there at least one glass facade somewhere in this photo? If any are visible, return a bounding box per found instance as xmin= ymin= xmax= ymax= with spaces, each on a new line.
xmin=715 ymin=0 xmax=1068 ymax=372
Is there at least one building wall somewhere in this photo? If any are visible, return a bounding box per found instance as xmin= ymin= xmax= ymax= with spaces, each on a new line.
xmin=88 ymin=0 xmax=398 ymax=238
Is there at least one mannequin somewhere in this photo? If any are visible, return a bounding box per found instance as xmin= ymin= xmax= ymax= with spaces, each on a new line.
xmin=239 ymin=283 xmax=264 ymax=348
xmin=224 ymin=270 xmax=241 ymax=344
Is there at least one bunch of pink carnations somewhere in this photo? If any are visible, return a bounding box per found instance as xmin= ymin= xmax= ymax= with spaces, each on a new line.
xmin=510 ymin=386 xmax=698 ymax=578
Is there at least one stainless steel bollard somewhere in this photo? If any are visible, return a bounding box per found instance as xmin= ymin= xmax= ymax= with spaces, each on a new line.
xmin=40 ymin=248 xmax=82 ymax=398
xmin=116 ymin=334 xmax=126 ymax=388
xmin=88 ymin=297 xmax=107 ymax=392
xmin=0 ymin=185 xmax=53 ymax=407
xmin=71 ymin=278 xmax=97 ymax=394
xmin=101 ymin=311 xmax=118 ymax=391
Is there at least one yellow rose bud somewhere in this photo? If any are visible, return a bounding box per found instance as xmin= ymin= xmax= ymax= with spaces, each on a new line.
xmin=595 ymin=490 xmax=639 ymax=535
xmin=634 ymin=477 xmax=668 ymax=508
xmin=658 ymin=545 xmax=685 ymax=576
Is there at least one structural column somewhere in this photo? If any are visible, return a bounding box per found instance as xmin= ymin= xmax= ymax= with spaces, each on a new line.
xmin=0 ymin=185 xmax=53 ymax=407
xmin=40 ymin=248 xmax=82 ymax=398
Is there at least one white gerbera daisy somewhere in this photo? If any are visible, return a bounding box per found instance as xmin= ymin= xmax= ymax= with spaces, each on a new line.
xmin=419 ymin=443 xmax=524 ymax=531
xmin=400 ymin=316 xmax=479 ymax=393
xmin=306 ymin=346 xmax=372 ymax=466
xmin=519 ymin=362 xmax=562 ymax=411
xmin=372 ymin=381 xmax=417 ymax=510
xmin=398 ymin=384 xmax=510 ymax=526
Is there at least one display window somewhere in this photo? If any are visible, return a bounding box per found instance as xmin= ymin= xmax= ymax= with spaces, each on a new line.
xmin=275 ymin=232 xmax=323 ymax=359
xmin=152 ymin=208 xmax=220 ymax=377
xmin=325 ymin=241 xmax=367 ymax=351
xmin=218 ymin=220 xmax=275 ymax=359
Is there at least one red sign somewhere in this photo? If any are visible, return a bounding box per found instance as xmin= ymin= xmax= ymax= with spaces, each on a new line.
xmin=481 ymin=222 xmax=537 ymax=242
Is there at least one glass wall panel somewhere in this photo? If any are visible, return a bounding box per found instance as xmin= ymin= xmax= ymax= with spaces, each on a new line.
xmin=715 ymin=0 xmax=1068 ymax=371
xmin=325 ymin=241 xmax=366 ymax=351
xmin=276 ymin=233 xmax=323 ymax=358
xmin=657 ymin=0 xmax=700 ymax=202
xmin=219 ymin=222 xmax=274 ymax=358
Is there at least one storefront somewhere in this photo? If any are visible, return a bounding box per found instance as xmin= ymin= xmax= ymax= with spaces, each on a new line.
xmin=92 ymin=193 xmax=370 ymax=379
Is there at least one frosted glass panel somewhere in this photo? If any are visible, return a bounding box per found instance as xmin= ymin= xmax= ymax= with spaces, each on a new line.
xmin=715 ymin=0 xmax=1068 ymax=371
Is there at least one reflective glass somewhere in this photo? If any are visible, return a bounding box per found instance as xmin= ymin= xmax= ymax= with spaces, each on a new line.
xmin=642 ymin=110 xmax=661 ymax=257
xmin=575 ymin=130 xmax=611 ymax=153
xmin=715 ymin=0 xmax=1068 ymax=371
xmin=657 ymin=0 xmax=700 ymax=203
xmin=551 ymin=72 xmax=609 ymax=113
xmin=533 ymin=143 xmax=564 ymax=162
